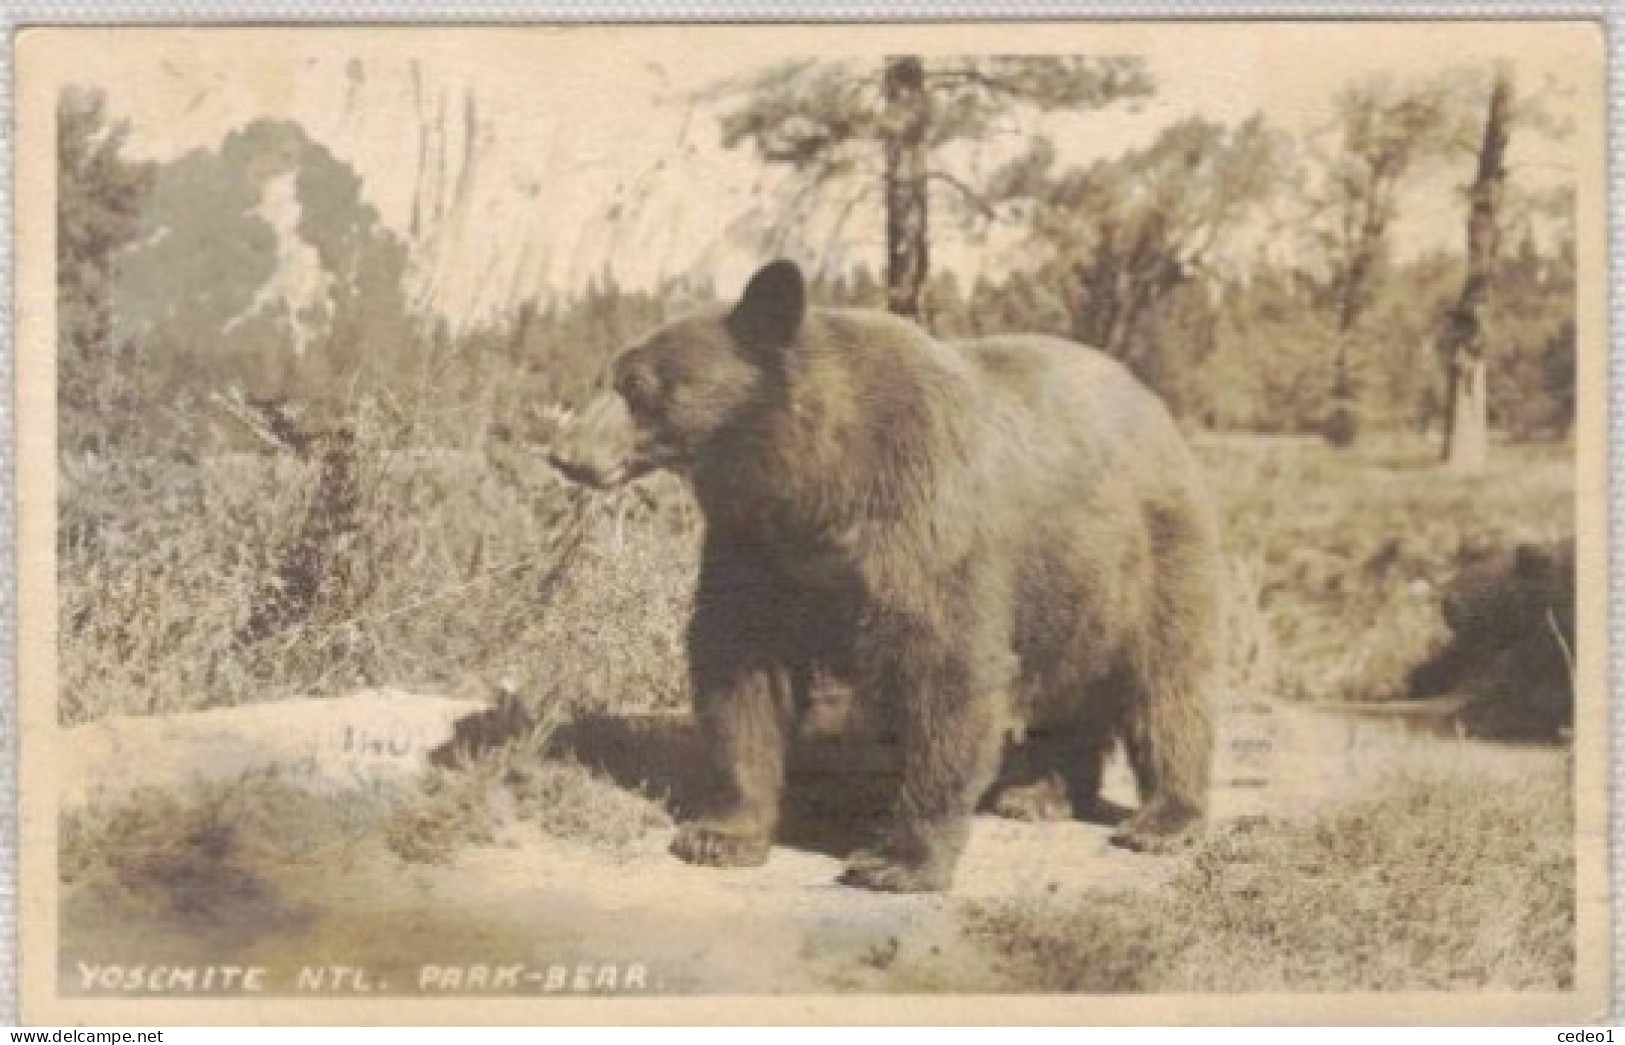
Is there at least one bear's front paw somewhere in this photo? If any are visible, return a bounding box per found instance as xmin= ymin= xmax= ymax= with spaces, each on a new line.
xmin=838 ymin=849 xmax=953 ymax=893
xmin=670 ymin=821 xmax=771 ymax=867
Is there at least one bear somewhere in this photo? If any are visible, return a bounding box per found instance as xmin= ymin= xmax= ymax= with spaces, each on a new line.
xmin=549 ymin=260 xmax=1220 ymax=892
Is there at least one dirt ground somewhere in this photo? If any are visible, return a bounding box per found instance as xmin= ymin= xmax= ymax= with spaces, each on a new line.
xmin=58 ymin=693 xmax=1565 ymax=996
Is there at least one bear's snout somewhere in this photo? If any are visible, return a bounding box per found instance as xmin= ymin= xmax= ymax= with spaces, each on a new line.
xmin=548 ymin=392 xmax=639 ymax=488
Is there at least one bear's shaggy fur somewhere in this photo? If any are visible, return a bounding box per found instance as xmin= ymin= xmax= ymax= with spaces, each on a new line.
xmin=551 ymin=261 xmax=1220 ymax=892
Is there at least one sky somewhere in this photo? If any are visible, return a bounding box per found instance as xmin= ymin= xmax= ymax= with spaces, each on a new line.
xmin=58 ymin=23 xmax=1599 ymax=328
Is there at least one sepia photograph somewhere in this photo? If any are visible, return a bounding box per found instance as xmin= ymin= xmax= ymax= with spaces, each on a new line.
xmin=11 ymin=21 xmax=1611 ymax=1025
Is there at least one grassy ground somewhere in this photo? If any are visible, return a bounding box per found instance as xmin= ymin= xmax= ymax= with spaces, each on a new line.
xmin=1194 ymin=432 xmax=1573 ymax=706
xmin=963 ymin=763 xmax=1574 ymax=992
xmin=59 ymin=745 xmax=1575 ymax=993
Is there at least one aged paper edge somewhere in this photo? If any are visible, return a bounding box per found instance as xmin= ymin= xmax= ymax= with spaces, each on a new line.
xmin=11 ymin=21 xmax=1612 ymax=1026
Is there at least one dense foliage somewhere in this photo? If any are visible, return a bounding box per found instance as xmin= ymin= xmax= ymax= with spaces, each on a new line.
xmin=58 ymin=70 xmax=1574 ymax=456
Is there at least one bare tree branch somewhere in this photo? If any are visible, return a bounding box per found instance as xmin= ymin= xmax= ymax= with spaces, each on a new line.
xmin=926 ymin=170 xmax=1003 ymax=221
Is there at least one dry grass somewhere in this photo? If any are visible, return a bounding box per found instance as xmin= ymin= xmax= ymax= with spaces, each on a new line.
xmin=60 ymin=397 xmax=697 ymax=866
xmin=966 ymin=762 xmax=1574 ymax=992
xmin=65 ymin=756 xmax=672 ymax=917
xmin=383 ymin=700 xmax=672 ymax=865
xmin=380 ymin=760 xmax=671 ymax=865
xmin=61 ymin=771 xmax=389 ymax=920
xmin=59 ymin=398 xmax=698 ymax=725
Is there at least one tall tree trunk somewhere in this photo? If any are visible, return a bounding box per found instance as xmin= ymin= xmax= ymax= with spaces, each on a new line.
xmin=882 ymin=56 xmax=930 ymax=320
xmin=1325 ymin=204 xmax=1387 ymax=447
xmin=1442 ymin=68 xmax=1513 ymax=474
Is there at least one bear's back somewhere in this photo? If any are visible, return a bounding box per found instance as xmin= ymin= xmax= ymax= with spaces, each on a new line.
xmin=950 ymin=333 xmax=1194 ymax=483
xmin=953 ymin=334 xmax=1160 ymax=430
xmin=811 ymin=311 xmax=1166 ymax=438
xmin=801 ymin=311 xmax=1199 ymax=508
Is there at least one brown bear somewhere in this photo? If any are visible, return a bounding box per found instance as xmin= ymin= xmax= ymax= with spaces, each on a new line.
xmin=550 ymin=260 xmax=1219 ymax=892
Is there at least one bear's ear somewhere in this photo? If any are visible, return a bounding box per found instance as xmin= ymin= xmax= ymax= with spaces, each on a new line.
xmin=729 ymin=260 xmax=806 ymax=353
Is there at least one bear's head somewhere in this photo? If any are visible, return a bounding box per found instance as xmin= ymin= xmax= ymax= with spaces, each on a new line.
xmin=549 ymin=260 xmax=806 ymax=488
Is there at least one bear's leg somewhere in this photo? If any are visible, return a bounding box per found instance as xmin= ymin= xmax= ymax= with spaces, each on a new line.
xmin=1113 ymin=685 xmax=1210 ymax=852
xmin=990 ymin=725 xmax=1081 ymax=822
xmin=992 ymin=704 xmax=1127 ymax=825
xmin=671 ymin=554 xmax=797 ymax=869
xmin=670 ymin=664 xmax=794 ymax=867
xmin=840 ymin=647 xmax=1007 ymax=892
xmin=1111 ymin=510 xmax=1218 ymax=853
xmin=1063 ymin=719 xmax=1133 ymax=826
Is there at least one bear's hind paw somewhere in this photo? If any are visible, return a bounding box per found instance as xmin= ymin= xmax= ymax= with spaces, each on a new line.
xmin=670 ymin=821 xmax=771 ymax=867
xmin=1109 ymin=803 xmax=1204 ymax=854
xmin=990 ymin=778 xmax=1075 ymax=822
xmin=839 ymin=851 xmax=953 ymax=893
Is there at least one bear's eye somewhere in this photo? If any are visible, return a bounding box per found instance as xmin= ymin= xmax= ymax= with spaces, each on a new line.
xmin=617 ymin=368 xmax=662 ymax=417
